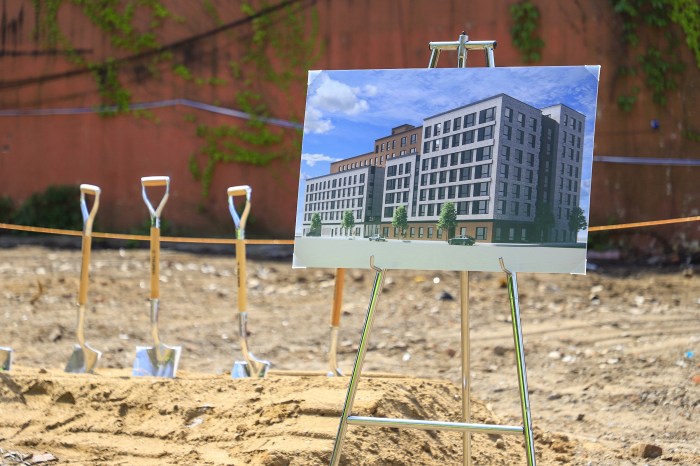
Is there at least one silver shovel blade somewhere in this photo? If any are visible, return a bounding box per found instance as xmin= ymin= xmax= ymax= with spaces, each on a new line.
xmin=132 ymin=344 xmax=181 ymax=378
xmin=0 ymin=347 xmax=12 ymax=371
xmin=65 ymin=343 xmax=102 ymax=374
xmin=232 ymin=359 xmax=271 ymax=379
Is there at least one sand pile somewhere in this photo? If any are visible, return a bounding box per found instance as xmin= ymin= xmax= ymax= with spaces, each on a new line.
xmin=1 ymin=367 xmax=577 ymax=465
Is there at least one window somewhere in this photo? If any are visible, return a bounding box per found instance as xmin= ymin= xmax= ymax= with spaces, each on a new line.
xmin=527 ymin=152 xmax=535 ymax=166
xmin=515 ymin=149 xmax=523 ymax=164
xmin=517 ymin=112 xmax=525 ymax=127
xmin=459 ymin=167 xmax=471 ymax=181
xmin=410 ymin=134 xmax=417 ymax=144
xmin=476 ymin=227 xmax=487 ymax=240
xmin=428 ymin=227 xmax=434 ymax=238
xmin=477 ymin=125 xmax=494 ymax=141
xmin=450 ymin=153 xmax=459 ymax=166
xmin=514 ymin=166 xmax=522 ymax=181
xmin=458 ymin=184 xmax=470 ymax=197
xmin=439 ymin=171 xmax=447 ymax=183
xmin=502 ymin=146 xmax=511 ymax=160
xmin=511 ymin=201 xmax=520 ymax=215
xmin=528 ymin=133 xmax=536 ymax=148
xmin=476 ymin=146 xmax=492 ymax=161
xmin=464 ymin=112 xmax=476 ymax=127
xmin=424 ymin=126 xmax=432 ymax=138
xmin=427 ymin=204 xmax=434 ymax=216
xmin=429 ymin=173 xmax=437 ymax=185
xmin=388 ymin=166 xmax=397 ymax=176
xmin=440 ymin=154 xmax=448 ymax=168
xmin=443 ymin=120 xmax=451 ymax=133
xmin=398 ymin=164 xmax=403 ymax=176
xmin=432 ymin=140 xmax=440 ymax=151
xmin=420 ymin=189 xmax=427 ymax=201
xmin=479 ymin=107 xmax=496 ymax=123
xmin=452 ymin=134 xmax=460 ymax=147
xmin=418 ymin=227 xmax=424 ymax=238
xmin=383 ymin=227 xmax=389 ymax=237
xmin=472 ymin=201 xmax=489 ymax=215
xmin=401 ymin=136 xmax=407 ymax=147
xmin=410 ymin=227 xmax=416 ymax=238
xmin=385 ymin=193 xmax=394 ymax=203
xmin=442 ymin=136 xmax=450 ymax=150
xmin=462 ymin=130 xmax=474 ymax=145
xmin=428 ymin=188 xmax=436 ymax=200
xmin=431 ymin=157 xmax=438 ymax=169
xmin=457 ymin=202 xmax=469 ymax=214
xmin=434 ymin=123 xmax=441 ymax=136
xmin=449 ymin=169 xmax=457 ymax=182
xmin=460 ymin=150 xmax=473 ymax=164
xmin=498 ymin=182 xmax=507 ymax=196
xmin=448 ymin=185 xmax=455 ymax=198
xmin=516 ymin=129 xmax=524 ymax=144
xmin=384 ymin=206 xmax=393 ymax=217
xmin=453 ymin=117 xmax=461 ymax=130
xmin=504 ymin=125 xmax=512 ymax=140
xmin=504 ymin=106 xmax=513 ymax=122
xmin=473 ymin=182 xmax=489 ymax=196
xmin=474 ymin=164 xmax=491 ymax=179
xmin=499 ymin=164 xmax=509 ymax=178
xmin=529 ymin=117 xmax=537 ymax=131
xmin=497 ymin=200 xmax=506 ymax=214
xmin=381 ymin=143 xmax=385 ymax=151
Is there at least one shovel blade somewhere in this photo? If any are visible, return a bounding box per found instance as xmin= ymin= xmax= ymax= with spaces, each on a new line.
xmin=231 ymin=359 xmax=271 ymax=379
xmin=65 ymin=344 xmax=102 ymax=374
xmin=132 ymin=344 xmax=181 ymax=378
xmin=1 ymin=347 xmax=12 ymax=371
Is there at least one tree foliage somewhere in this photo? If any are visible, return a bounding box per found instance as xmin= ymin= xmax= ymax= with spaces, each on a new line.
xmin=568 ymin=206 xmax=588 ymax=234
xmin=436 ymin=202 xmax=457 ymax=240
xmin=392 ymin=205 xmax=408 ymax=238
xmin=341 ymin=210 xmax=355 ymax=235
xmin=308 ymin=212 xmax=322 ymax=236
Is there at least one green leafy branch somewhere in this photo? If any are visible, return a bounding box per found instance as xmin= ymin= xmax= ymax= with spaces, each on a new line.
xmin=509 ymin=1 xmax=545 ymax=63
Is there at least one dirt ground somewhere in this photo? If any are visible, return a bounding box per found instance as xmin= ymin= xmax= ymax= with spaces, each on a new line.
xmin=1 ymin=243 xmax=699 ymax=465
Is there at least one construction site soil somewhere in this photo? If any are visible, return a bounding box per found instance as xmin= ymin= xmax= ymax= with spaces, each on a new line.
xmin=1 ymin=244 xmax=699 ymax=465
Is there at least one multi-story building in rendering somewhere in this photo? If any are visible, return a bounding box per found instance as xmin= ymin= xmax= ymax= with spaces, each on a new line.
xmin=329 ymin=124 xmax=422 ymax=173
xmin=302 ymin=94 xmax=585 ymax=244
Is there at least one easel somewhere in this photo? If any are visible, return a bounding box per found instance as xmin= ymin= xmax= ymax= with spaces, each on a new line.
xmin=327 ymin=34 xmax=536 ymax=466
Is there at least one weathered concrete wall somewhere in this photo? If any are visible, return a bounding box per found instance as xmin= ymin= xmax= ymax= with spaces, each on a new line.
xmin=1 ymin=0 xmax=699 ymax=246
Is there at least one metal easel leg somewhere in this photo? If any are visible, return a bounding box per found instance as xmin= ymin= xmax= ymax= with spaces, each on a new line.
xmin=500 ymin=258 xmax=536 ymax=466
xmin=459 ymin=271 xmax=472 ymax=466
xmin=329 ymin=257 xmax=385 ymax=466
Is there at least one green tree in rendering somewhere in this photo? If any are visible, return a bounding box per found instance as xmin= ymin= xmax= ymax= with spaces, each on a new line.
xmin=568 ymin=206 xmax=588 ymax=235
xmin=392 ymin=205 xmax=408 ymax=239
xmin=437 ymin=202 xmax=458 ymax=240
xmin=308 ymin=212 xmax=322 ymax=237
xmin=342 ymin=210 xmax=356 ymax=236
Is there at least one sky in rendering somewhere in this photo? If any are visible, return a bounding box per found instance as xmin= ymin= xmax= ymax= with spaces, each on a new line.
xmin=296 ymin=66 xmax=601 ymax=237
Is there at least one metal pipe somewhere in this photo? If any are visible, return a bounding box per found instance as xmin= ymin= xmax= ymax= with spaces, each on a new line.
xmin=347 ymin=416 xmax=523 ymax=435
xmin=329 ymin=257 xmax=385 ymax=466
xmin=460 ymin=271 xmax=472 ymax=466
xmin=500 ymin=258 xmax=537 ymax=466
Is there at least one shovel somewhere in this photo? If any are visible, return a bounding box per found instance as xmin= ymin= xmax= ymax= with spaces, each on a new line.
xmin=65 ymin=184 xmax=103 ymax=374
xmin=327 ymin=268 xmax=345 ymax=376
xmin=0 ymin=347 xmax=11 ymax=371
xmin=132 ymin=176 xmax=182 ymax=378
xmin=228 ymin=185 xmax=271 ymax=378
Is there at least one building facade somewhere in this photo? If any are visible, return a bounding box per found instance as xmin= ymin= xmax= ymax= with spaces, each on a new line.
xmin=303 ymin=94 xmax=585 ymax=244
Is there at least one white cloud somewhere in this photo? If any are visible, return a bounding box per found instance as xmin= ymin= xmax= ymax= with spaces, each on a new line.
xmin=303 ymin=106 xmax=334 ymax=134
xmin=301 ymin=153 xmax=340 ymax=167
xmin=309 ymin=75 xmax=369 ymax=116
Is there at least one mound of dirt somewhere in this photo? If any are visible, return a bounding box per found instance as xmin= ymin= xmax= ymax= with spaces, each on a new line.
xmin=1 ymin=367 xmax=577 ymax=465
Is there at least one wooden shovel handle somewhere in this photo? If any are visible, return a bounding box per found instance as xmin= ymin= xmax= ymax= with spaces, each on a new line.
xmin=78 ymin=235 xmax=92 ymax=306
xmin=330 ymin=268 xmax=345 ymax=327
xmin=236 ymin=239 xmax=247 ymax=313
xmin=150 ymin=226 xmax=160 ymax=299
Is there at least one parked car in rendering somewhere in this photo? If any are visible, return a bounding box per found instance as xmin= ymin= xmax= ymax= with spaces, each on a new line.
xmin=448 ymin=235 xmax=476 ymax=246
xmin=368 ymin=234 xmax=387 ymax=242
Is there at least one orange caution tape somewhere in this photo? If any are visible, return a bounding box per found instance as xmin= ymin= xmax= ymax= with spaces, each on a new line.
xmin=589 ymin=216 xmax=700 ymax=232
xmin=2 ymin=216 xmax=699 ymax=243
xmin=0 ymin=223 xmax=294 ymax=245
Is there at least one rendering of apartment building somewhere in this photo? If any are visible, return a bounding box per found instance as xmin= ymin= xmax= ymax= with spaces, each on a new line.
xmin=329 ymin=124 xmax=422 ymax=173
xmin=302 ymin=94 xmax=585 ymax=244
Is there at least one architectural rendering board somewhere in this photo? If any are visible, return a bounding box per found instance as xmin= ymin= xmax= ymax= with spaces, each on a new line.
xmin=293 ymin=66 xmax=600 ymax=274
